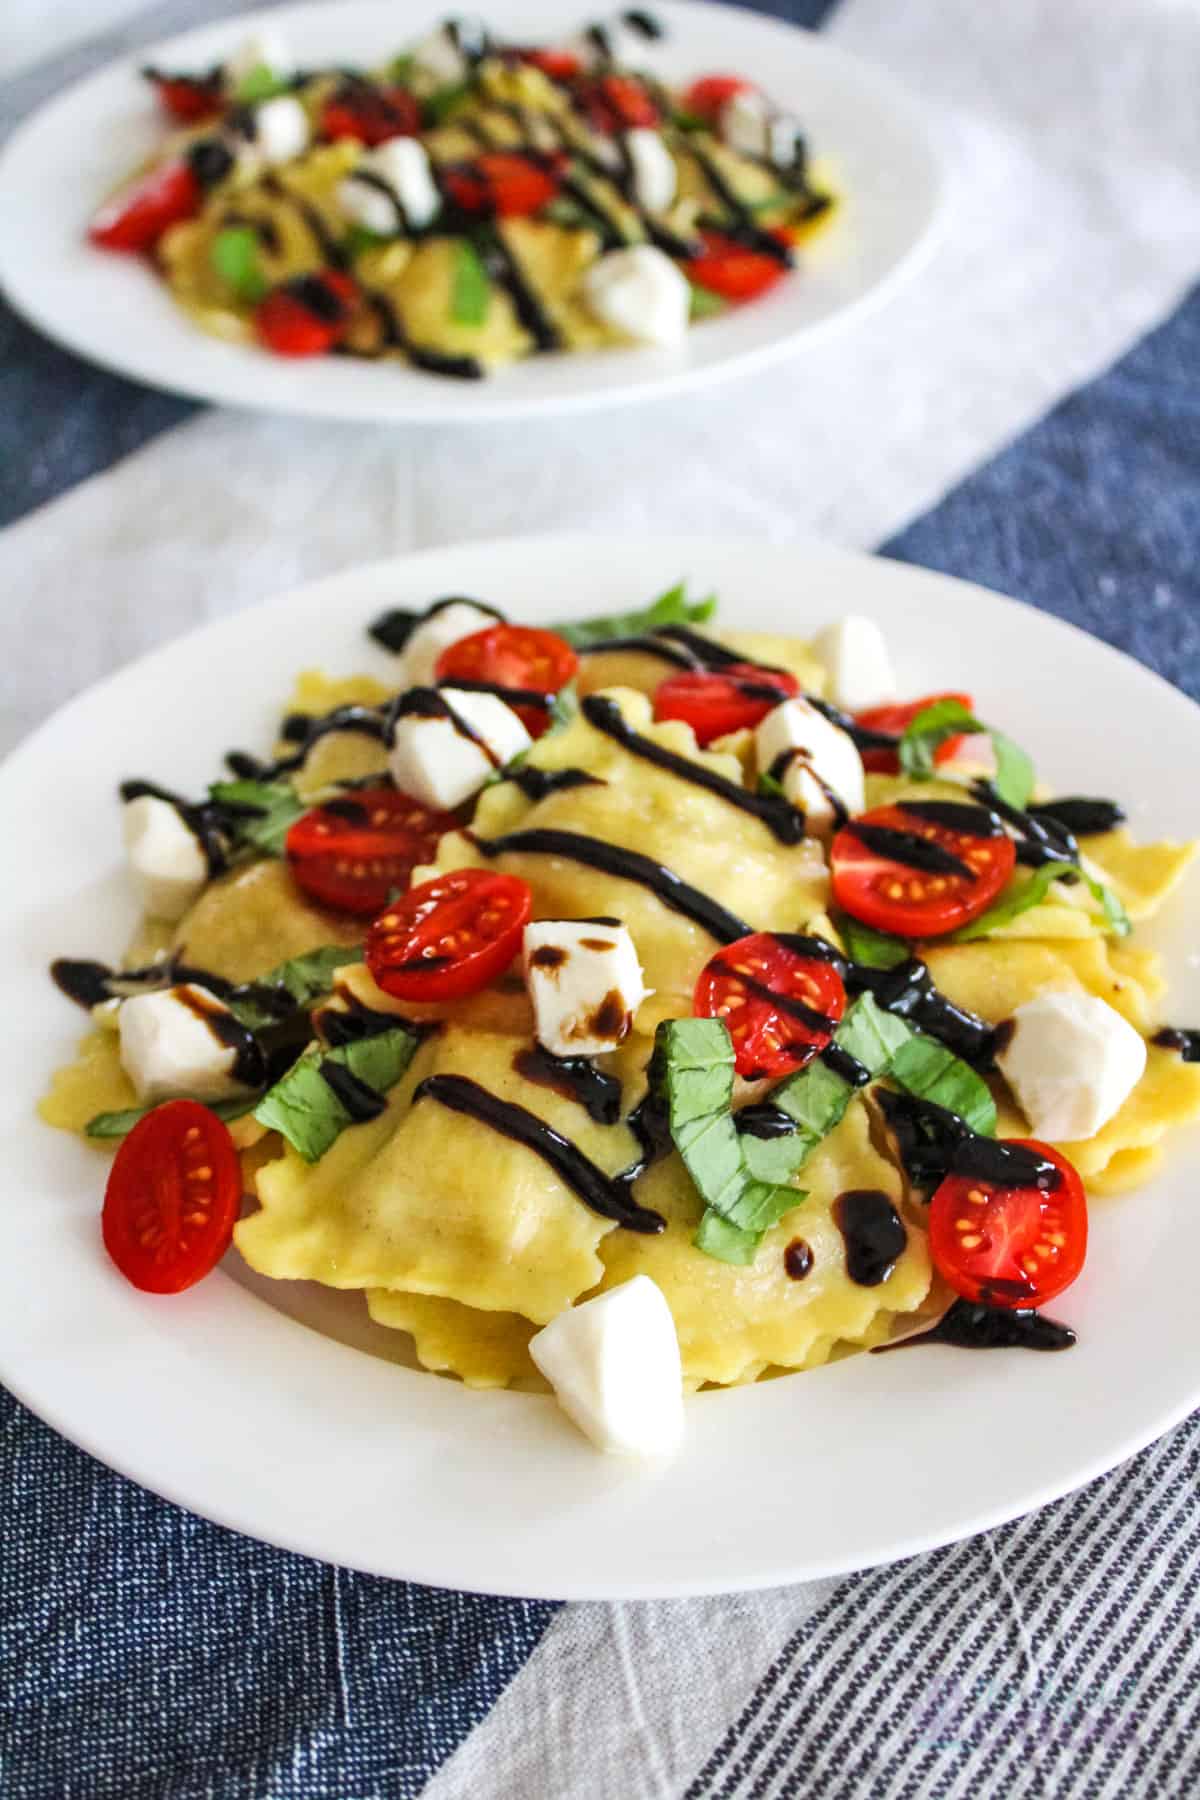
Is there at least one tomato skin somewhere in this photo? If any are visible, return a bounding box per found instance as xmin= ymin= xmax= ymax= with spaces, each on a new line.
xmin=682 ymin=74 xmax=754 ymax=122
xmin=150 ymin=74 xmax=224 ymax=123
xmin=929 ymin=1140 xmax=1087 ymax=1308
xmin=366 ymin=869 xmax=533 ymax=1002
xmin=695 ymin=931 xmax=846 ymax=1080
xmin=855 ymin=692 xmax=974 ymax=774
xmin=255 ymin=271 xmax=357 ymax=356
xmin=686 ymin=230 xmax=790 ymax=302
xmin=441 ymin=153 xmax=561 ymax=218
xmin=102 ymin=1101 xmax=242 ymax=1295
xmin=653 ymin=663 xmax=798 ymax=746
xmin=320 ymin=84 xmax=420 ymax=144
xmin=285 ymin=786 xmax=457 ymax=916
xmin=89 ymin=160 xmax=202 ymax=253
xmin=435 ymin=624 xmax=578 ymax=736
xmin=518 ymin=47 xmax=581 ymax=78
xmin=580 ymin=74 xmax=660 ymax=133
xmin=830 ymin=802 xmax=1016 ymax=939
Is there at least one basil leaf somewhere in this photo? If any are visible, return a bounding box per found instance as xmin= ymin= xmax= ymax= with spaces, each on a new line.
xmin=757 ymin=768 xmax=787 ymax=801
xmin=949 ymin=860 xmax=1131 ymax=942
xmin=210 ymin=225 xmax=268 ymax=302
xmin=988 ymin=730 xmax=1035 ymax=810
xmin=254 ymin=1025 xmax=420 ymax=1162
xmin=86 ymin=1093 xmax=258 ymax=1140
xmin=344 ymin=223 xmax=389 ymax=258
xmin=551 ymin=581 xmax=718 ymax=650
xmin=423 ymin=80 xmax=472 ymax=125
xmin=227 ymin=945 xmax=364 ymax=1031
xmin=235 ymin=64 xmax=291 ymax=102
xmin=839 ymin=915 xmax=909 ymax=970
xmin=671 ymin=107 xmax=708 ymax=132
xmin=548 ymin=681 xmax=579 ymax=729
xmin=887 ymin=1036 xmax=996 ymax=1136
xmin=209 ymin=778 xmax=307 ymax=857
xmin=689 ymin=284 xmax=727 ymax=320
xmin=768 ymin=992 xmax=911 ymax=1156
xmin=898 ymin=701 xmax=1034 ymax=809
xmin=451 ymin=240 xmax=490 ymax=325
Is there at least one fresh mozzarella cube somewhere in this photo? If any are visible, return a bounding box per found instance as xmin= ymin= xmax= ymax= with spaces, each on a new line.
xmin=720 ymin=88 xmax=770 ymax=158
xmin=529 ymin=1277 xmax=684 ymax=1457
xmin=755 ymin=697 xmax=865 ymax=835
xmin=122 ymin=795 xmax=207 ymax=921
xmin=625 ymin=128 xmax=676 ymax=212
xmin=118 ymin=985 xmax=248 ymax=1104
xmin=996 ymin=990 xmax=1147 ymax=1141
xmin=224 ymin=28 xmax=292 ymax=88
xmin=399 ymin=600 xmax=501 ymax=686
xmin=250 ymin=95 xmax=310 ymax=165
xmin=337 ymin=174 xmax=400 ymax=237
xmin=768 ymin=113 xmax=804 ymax=169
xmin=372 ymin=138 xmax=441 ymax=229
xmin=812 ymin=617 xmax=897 ymax=713
xmin=387 ymin=687 xmax=530 ymax=810
xmin=522 ymin=919 xmax=649 ymax=1056
xmin=583 ymin=245 xmax=690 ymax=348
xmin=411 ymin=22 xmax=471 ymax=85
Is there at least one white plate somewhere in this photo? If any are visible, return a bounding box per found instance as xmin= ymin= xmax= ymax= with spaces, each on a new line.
xmin=3 ymin=534 xmax=1198 ymax=1601
xmin=0 ymin=0 xmax=944 ymax=425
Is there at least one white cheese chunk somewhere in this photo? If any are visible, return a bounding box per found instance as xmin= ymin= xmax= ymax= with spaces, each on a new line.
xmin=387 ymin=687 xmax=530 ymax=810
xmin=996 ymin=990 xmax=1147 ymax=1141
xmin=755 ymin=697 xmax=865 ymax=835
xmin=223 ymin=28 xmax=292 ymax=89
xmin=522 ymin=919 xmax=649 ymax=1056
xmin=250 ymin=95 xmax=310 ymax=166
xmin=720 ymin=87 xmax=770 ymax=158
xmin=338 ymin=139 xmax=441 ymax=235
xmin=122 ymin=795 xmax=208 ymax=922
xmin=812 ymin=616 xmax=897 ymax=713
xmin=399 ymin=601 xmax=500 ymax=686
xmin=624 ymin=128 xmax=676 ymax=212
xmin=582 ymin=245 xmax=690 ymax=348
xmin=411 ymin=20 xmax=481 ymax=86
xmin=118 ymin=985 xmax=249 ymax=1104
xmin=529 ymin=1276 xmax=684 ymax=1457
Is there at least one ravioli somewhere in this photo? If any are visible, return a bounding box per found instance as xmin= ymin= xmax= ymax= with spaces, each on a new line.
xmin=366 ymin=1289 xmax=538 ymax=1389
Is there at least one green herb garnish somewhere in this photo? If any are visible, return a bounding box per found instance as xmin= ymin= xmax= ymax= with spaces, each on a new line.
xmin=838 ymin=916 xmax=909 ymax=970
xmin=234 ymin=64 xmax=291 ymax=103
xmin=423 ymin=79 xmax=472 ymax=125
xmin=551 ymin=581 xmax=718 ymax=650
xmin=450 ymin=240 xmax=490 ymax=325
xmin=209 ymin=778 xmax=307 ymax=857
xmin=949 ymin=860 xmax=1130 ymax=942
xmin=227 ymin=945 xmax=365 ymax=1032
xmin=210 ymin=225 xmax=269 ymax=302
xmin=898 ymin=699 xmax=1034 ymax=810
xmin=85 ymin=1093 xmax=258 ymax=1140
xmin=254 ymin=1025 xmax=421 ymax=1162
xmin=887 ymin=1035 xmax=996 ymax=1136
xmin=343 ymin=223 xmax=390 ymax=258
xmin=688 ymin=284 xmax=727 ymax=321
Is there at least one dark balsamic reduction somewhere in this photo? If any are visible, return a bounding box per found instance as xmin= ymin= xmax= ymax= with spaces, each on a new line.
xmin=413 ymin=1073 xmax=665 ymax=1232
xmin=952 ymin=1136 xmax=1061 ymax=1191
xmin=687 ymin=143 xmax=795 ymax=263
xmin=706 ymin=956 xmax=835 ymax=1035
xmin=846 ymin=821 xmax=975 ymax=880
xmin=315 ymin=989 xmax=427 ymax=1048
xmin=187 ymin=137 xmax=236 ymax=189
xmin=437 ymin=676 xmax=552 ymax=712
xmin=875 ymin=1299 xmax=1076 ymax=1354
xmin=805 ymin=695 xmax=897 ymax=755
xmin=783 ymin=1237 xmax=814 ymax=1280
xmin=219 ymin=208 xmax=282 ymax=252
xmin=1152 ymin=1027 xmax=1200 ymax=1062
xmin=367 ymin=597 xmax=503 ymax=655
xmin=472 ymin=827 xmax=751 ymax=942
xmin=477 ymin=232 xmax=560 ymax=351
xmin=119 ymin=777 xmax=229 ymax=876
xmin=834 ymin=1190 xmax=907 ymax=1286
xmin=1030 ymin=796 xmax=1125 ymax=837
xmin=581 ymin=695 xmax=806 ymax=844
xmin=50 ymin=954 xmax=235 ymax=1010
xmin=230 ymin=704 xmax=389 ymax=782
xmin=508 ymin=766 xmax=605 ymax=801
xmin=258 ymin=174 xmax=347 ymax=266
xmin=968 ymin=779 xmax=1078 ymax=871
xmin=736 ymin=1103 xmax=796 ymax=1139
xmin=846 ymin=958 xmax=997 ymax=1071
xmin=768 ymin=747 xmax=847 ymax=829
xmin=820 ymin=1043 xmax=871 ymax=1087
xmin=176 ymin=984 xmax=265 ymax=1087
xmin=574 ymin=634 xmax=700 ymax=670
xmin=389 ymin=687 xmax=500 ymax=766
xmin=514 ymin=1044 xmax=623 ymax=1124
xmin=872 ymin=1087 xmax=972 ymax=1192
xmin=319 ymin=1059 xmax=387 ymax=1122
xmin=896 ymin=799 xmax=1006 ymax=838
xmin=622 ymin=9 xmax=665 ymax=38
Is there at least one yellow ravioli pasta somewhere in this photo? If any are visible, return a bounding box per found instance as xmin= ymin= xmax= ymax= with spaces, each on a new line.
xmin=366 ymin=1290 xmax=539 ymax=1389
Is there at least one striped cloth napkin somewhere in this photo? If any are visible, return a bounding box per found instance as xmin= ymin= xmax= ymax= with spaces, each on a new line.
xmin=2 ymin=2 xmax=1199 ymax=1796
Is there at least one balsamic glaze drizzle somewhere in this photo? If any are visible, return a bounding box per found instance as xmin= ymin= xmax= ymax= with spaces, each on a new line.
xmin=507 ymin=766 xmax=606 ymax=801
xmin=845 ymin=822 xmax=975 ymax=880
xmin=846 ymin=957 xmax=997 ymax=1071
xmin=368 ymin=597 xmax=504 ymax=655
xmin=804 ymin=695 xmax=898 ymax=755
xmin=736 ymin=1103 xmax=796 ymax=1139
xmin=969 ymin=780 xmax=1079 ymax=871
xmin=834 ymin=1189 xmax=907 ymax=1286
xmin=574 ymin=634 xmax=701 ymax=670
xmin=388 ymin=687 xmax=501 ymax=766
xmin=1152 ymin=1027 xmax=1200 ymax=1062
xmin=118 ymin=778 xmax=229 ymax=875
xmin=1029 ymin=796 xmax=1125 ymax=837
xmin=319 ymin=1059 xmax=388 ymax=1123
xmin=227 ymin=704 xmax=388 ymax=782
xmin=706 ymin=956 xmax=835 ymax=1035
xmin=875 ymin=1299 xmax=1076 ymax=1354
xmin=896 ymin=799 xmax=1006 ymax=838
xmin=514 ymin=1044 xmax=623 ymax=1124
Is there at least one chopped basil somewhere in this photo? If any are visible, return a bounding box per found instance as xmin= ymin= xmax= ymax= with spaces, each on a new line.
xmin=423 ymin=80 xmax=472 ymax=125
xmin=210 ymin=225 xmax=268 ymax=302
xmin=343 ymin=223 xmax=390 ymax=258
xmin=209 ymin=778 xmax=307 ymax=857
xmin=949 ymin=859 xmax=1131 ymax=942
xmin=688 ymin=284 xmax=727 ymax=321
xmin=227 ymin=945 xmax=365 ymax=1031
xmin=451 ymin=240 xmax=490 ymax=325
xmin=234 ymin=64 xmax=291 ymax=103
xmin=839 ymin=915 xmax=909 ymax=970
xmin=671 ymin=107 xmax=708 ymax=132
xmin=887 ymin=1035 xmax=996 ymax=1136
xmin=899 ymin=699 xmax=1034 ymax=810
xmin=551 ymin=581 xmax=718 ymax=650
xmin=548 ymin=681 xmax=579 ymax=728
xmin=85 ymin=1093 xmax=258 ymax=1140
xmin=254 ymin=1025 xmax=421 ymax=1162
xmin=768 ymin=993 xmax=911 ymax=1150
xmin=756 ymin=768 xmax=787 ymax=801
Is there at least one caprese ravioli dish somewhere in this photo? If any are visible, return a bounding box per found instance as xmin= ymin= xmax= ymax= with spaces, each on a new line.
xmin=88 ymin=12 xmax=833 ymax=378
xmin=41 ymin=586 xmax=1200 ymax=1457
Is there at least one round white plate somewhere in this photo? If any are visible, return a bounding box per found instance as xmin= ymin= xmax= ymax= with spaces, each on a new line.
xmin=0 ymin=0 xmax=945 ymax=425
xmin=2 ymin=534 xmax=1198 ymax=1600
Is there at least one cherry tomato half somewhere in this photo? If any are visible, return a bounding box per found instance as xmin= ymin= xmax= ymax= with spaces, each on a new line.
xmin=366 ymin=869 xmax=533 ymax=1002
xmin=653 ymin=662 xmax=798 ymax=746
xmin=517 ymin=46 xmax=582 ymax=79
xmin=285 ymin=786 xmax=457 ymax=916
xmin=929 ymin=1140 xmax=1087 ymax=1308
xmin=682 ymin=74 xmax=754 ymax=122
xmin=441 ymin=153 xmax=561 ymax=218
xmin=102 ymin=1100 xmax=242 ymax=1294
xmin=255 ymin=271 xmax=357 ymax=357
xmin=695 ymin=931 xmax=846 ymax=1080
xmin=580 ymin=73 xmax=660 ymax=133
xmin=320 ymin=83 xmax=420 ymax=144
xmin=89 ymin=159 xmax=202 ymax=253
xmin=149 ymin=72 xmax=225 ymax=123
xmin=435 ymin=624 xmax=579 ymax=736
xmin=855 ymin=692 xmax=975 ymax=774
xmin=830 ymin=802 xmax=1015 ymax=939
xmin=686 ymin=230 xmax=790 ymax=302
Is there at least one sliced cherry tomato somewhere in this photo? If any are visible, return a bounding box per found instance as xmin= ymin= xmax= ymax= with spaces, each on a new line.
xmin=855 ymin=692 xmax=974 ymax=774
xmin=285 ymin=786 xmax=457 ymax=916
xmin=929 ymin=1140 xmax=1087 ymax=1308
xmin=255 ymin=271 xmax=357 ymax=357
xmin=686 ymin=230 xmax=790 ymax=302
xmin=441 ymin=152 xmax=562 ymax=218
xmin=695 ymin=931 xmax=846 ymax=1080
xmin=682 ymin=74 xmax=754 ymax=122
xmin=366 ymin=869 xmax=533 ymax=1002
xmin=830 ymin=801 xmax=1016 ymax=939
xmin=102 ymin=1100 xmax=242 ymax=1295
xmin=653 ymin=662 xmax=798 ymax=745
xmin=435 ymin=624 xmax=579 ymax=736
xmin=89 ymin=159 xmax=202 ymax=253
xmin=518 ymin=46 xmax=582 ymax=79
xmin=579 ymin=73 xmax=660 ymax=133
xmin=320 ymin=82 xmax=420 ymax=144
xmin=149 ymin=72 xmax=224 ymax=122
